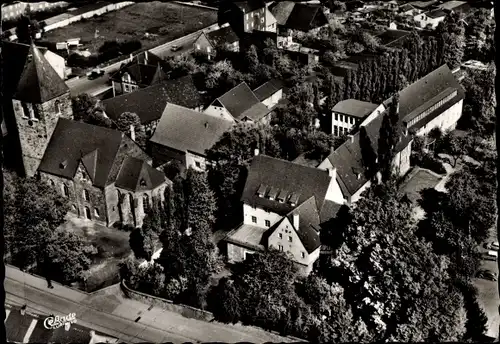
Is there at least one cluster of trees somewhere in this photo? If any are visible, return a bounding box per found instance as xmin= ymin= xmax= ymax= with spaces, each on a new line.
xmin=122 ymin=168 xmax=222 ymax=308
xmin=4 ymin=171 xmax=97 ymax=284
xmin=68 ymin=39 xmax=143 ymax=68
xmin=463 ymin=8 xmax=495 ymax=63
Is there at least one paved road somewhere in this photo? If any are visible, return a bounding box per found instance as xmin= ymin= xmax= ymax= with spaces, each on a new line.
xmin=67 ymin=24 xmax=217 ymax=97
xmin=5 ymin=265 xmax=296 ymax=344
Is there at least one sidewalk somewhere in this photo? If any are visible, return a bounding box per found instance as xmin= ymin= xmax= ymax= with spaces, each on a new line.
xmin=6 ymin=265 xmax=296 ymax=343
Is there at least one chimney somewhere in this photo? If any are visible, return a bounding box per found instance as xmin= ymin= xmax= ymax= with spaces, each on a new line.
xmin=130 ymin=124 xmax=136 ymax=141
xmin=328 ymin=167 xmax=337 ymax=180
xmin=254 ymin=148 xmax=259 ymax=156
xmin=293 ymin=213 xmax=299 ymax=230
xmin=347 ymin=134 xmax=354 ymax=143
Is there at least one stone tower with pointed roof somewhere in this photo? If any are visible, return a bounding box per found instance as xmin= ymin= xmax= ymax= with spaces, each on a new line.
xmin=8 ymin=44 xmax=73 ymax=177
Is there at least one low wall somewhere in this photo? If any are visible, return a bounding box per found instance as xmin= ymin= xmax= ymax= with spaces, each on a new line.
xmin=121 ymin=279 xmax=214 ymax=322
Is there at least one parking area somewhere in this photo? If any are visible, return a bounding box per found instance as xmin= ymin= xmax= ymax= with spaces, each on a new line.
xmin=474 ymin=228 xmax=500 ymax=340
xmin=5 ymin=304 xmax=118 ymax=343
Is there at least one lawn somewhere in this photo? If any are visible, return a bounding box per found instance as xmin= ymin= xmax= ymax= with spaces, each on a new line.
xmin=42 ymin=2 xmax=217 ymax=55
xmin=401 ymin=168 xmax=442 ymax=203
xmin=58 ymin=215 xmax=132 ymax=292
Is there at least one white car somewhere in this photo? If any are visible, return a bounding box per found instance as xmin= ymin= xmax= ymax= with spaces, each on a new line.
xmin=170 ymin=45 xmax=182 ymax=52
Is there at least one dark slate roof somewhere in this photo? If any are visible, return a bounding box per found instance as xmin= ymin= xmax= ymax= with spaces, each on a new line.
xmin=239 ymin=102 xmax=270 ymax=121
xmin=326 ymin=113 xmax=413 ymax=197
xmin=253 ymin=79 xmax=284 ymax=102
xmin=397 ymin=64 xmax=464 ymax=128
xmin=115 ymin=156 xmax=167 ymax=192
xmin=269 ymin=1 xmax=296 ymax=25
xmin=332 ymin=99 xmax=379 ymax=118
xmin=38 ymin=119 xmax=142 ymax=189
xmin=241 ymin=155 xmax=333 ymax=215
xmin=286 ymin=197 xmax=321 ymax=253
xmin=5 ymin=42 xmax=69 ymax=103
xmin=110 ymin=50 xmax=164 ymax=80
xmin=102 ymin=76 xmax=202 ymax=124
xmin=150 ymin=103 xmax=234 ymax=156
xmin=400 ymin=3 xmax=416 ymax=12
xmin=271 ymin=2 xmax=328 ymax=32
xmin=409 ymin=0 xmax=439 ymax=9
xmin=122 ymin=63 xmax=166 ymax=86
xmin=319 ymin=200 xmax=343 ymax=223
xmin=216 ymin=82 xmax=261 ymax=119
xmin=234 ymin=0 xmax=266 ymax=13
xmin=206 ymin=26 xmax=240 ymax=47
xmin=426 ymin=8 xmax=447 ymax=18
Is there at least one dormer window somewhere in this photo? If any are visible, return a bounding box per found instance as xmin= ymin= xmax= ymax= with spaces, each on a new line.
xmin=268 ymin=187 xmax=278 ymax=201
xmin=54 ymin=100 xmax=61 ymax=114
xmin=289 ymin=192 xmax=300 ymax=207
xmin=257 ymin=184 xmax=267 ymax=198
xmin=357 ymin=173 xmax=361 ymax=180
xmin=60 ymin=160 xmax=68 ymax=169
xmin=140 ymin=178 xmax=147 ymax=187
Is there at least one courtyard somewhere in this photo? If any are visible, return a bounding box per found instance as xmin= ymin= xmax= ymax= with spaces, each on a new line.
xmin=58 ymin=215 xmax=132 ymax=292
xmin=42 ymin=2 xmax=217 ymax=56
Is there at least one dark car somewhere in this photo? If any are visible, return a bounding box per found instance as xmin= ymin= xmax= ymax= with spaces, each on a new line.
xmin=476 ymin=270 xmax=498 ymax=281
xmin=88 ymin=69 xmax=105 ymax=80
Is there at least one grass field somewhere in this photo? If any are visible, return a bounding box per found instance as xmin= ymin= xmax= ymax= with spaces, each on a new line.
xmin=401 ymin=168 xmax=442 ymax=203
xmin=42 ymin=2 xmax=217 ymax=55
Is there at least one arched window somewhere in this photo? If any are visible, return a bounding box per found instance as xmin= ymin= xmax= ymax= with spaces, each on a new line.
xmin=84 ymin=207 xmax=91 ymax=219
xmin=143 ymin=194 xmax=150 ymax=211
xmin=62 ymin=184 xmax=69 ymax=197
xmin=83 ymin=189 xmax=90 ymax=201
xmin=54 ymin=100 xmax=61 ymax=114
xmin=94 ymin=208 xmax=100 ymax=217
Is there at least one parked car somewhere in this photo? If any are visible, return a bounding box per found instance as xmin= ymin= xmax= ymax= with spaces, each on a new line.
xmin=482 ymin=250 xmax=498 ymax=261
xmin=88 ymin=69 xmax=105 ymax=80
xmin=170 ymin=44 xmax=182 ymax=52
xmin=485 ymin=241 xmax=500 ymax=250
xmin=476 ymin=269 xmax=498 ymax=281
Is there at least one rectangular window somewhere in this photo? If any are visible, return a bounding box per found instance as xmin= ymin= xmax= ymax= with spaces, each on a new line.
xmin=279 ymin=233 xmax=283 ymax=239
xmin=334 ymin=113 xmax=338 ymax=121
xmin=251 ymin=216 xmax=257 ymax=223
xmin=83 ymin=190 xmax=90 ymax=201
xmin=288 ymin=236 xmax=292 ymax=242
xmin=195 ymin=161 xmax=201 ymax=168
xmin=301 ymin=252 xmax=305 ymax=258
xmin=334 ymin=125 xmax=338 ymax=136
xmin=196 ymin=44 xmax=200 ymax=50
xmin=265 ymin=220 xmax=270 ymax=227
xmin=339 ymin=114 xmax=343 ymax=122
xmin=207 ymin=46 xmax=211 ymax=53
xmin=278 ymin=244 xmax=283 ymax=251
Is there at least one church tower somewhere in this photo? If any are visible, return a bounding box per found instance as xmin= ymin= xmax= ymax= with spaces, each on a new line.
xmin=9 ymin=44 xmax=73 ymax=177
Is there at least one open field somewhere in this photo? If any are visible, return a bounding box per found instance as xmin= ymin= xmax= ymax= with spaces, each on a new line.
xmin=401 ymin=168 xmax=442 ymax=203
xmin=58 ymin=216 xmax=132 ymax=292
xmin=42 ymin=2 xmax=217 ymax=55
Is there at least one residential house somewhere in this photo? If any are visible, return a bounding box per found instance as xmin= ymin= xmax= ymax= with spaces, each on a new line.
xmin=438 ymin=1 xmax=471 ymax=14
xmin=284 ymin=45 xmax=321 ymax=67
xmin=252 ymin=79 xmax=284 ymax=109
xmin=399 ymin=4 xmax=423 ymax=16
xmin=270 ymin=1 xmax=328 ymax=49
xmin=414 ymin=9 xmax=447 ymax=29
xmin=318 ymin=111 xmax=413 ymax=205
xmin=331 ymin=99 xmax=382 ymax=137
xmin=38 ymin=118 xmax=170 ymax=228
xmin=101 ymin=75 xmax=203 ymax=137
xmin=219 ymin=0 xmax=277 ymax=35
xmin=193 ymin=25 xmax=240 ymax=60
xmin=2 ymin=43 xmax=73 ymax=177
xmin=2 ymin=1 xmax=68 ymax=20
xmin=109 ymin=50 xmax=167 ymax=96
xmin=149 ymin=104 xmax=234 ymax=171
xmin=204 ymin=82 xmax=273 ymax=124
xmin=225 ymin=154 xmax=342 ymax=275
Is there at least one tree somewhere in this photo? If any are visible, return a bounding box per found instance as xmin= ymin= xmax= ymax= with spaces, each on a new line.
xmin=208 ymin=277 xmax=241 ymax=324
xmin=320 ymin=186 xmax=468 ymax=341
xmin=205 ymin=60 xmax=244 ymax=93
xmin=129 ymin=226 xmax=156 ymax=261
xmin=184 ymin=168 xmax=217 ymax=232
xmin=15 ymin=15 xmax=41 ymax=44
xmin=245 ymin=44 xmax=260 ymax=73
xmin=377 ymin=94 xmax=400 ymax=181
xmin=359 ymin=126 xmax=378 ymax=179
xmin=116 ymin=112 xmax=146 ymax=148
xmin=71 ymin=94 xmax=112 ymax=128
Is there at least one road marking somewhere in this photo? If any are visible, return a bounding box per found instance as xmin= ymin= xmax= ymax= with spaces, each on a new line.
xmin=23 ymin=319 xmax=38 ymax=343
xmin=5 ymin=309 xmax=10 ymax=322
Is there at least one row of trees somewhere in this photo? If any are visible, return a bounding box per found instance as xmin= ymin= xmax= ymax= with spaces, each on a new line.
xmin=4 ymin=171 xmax=97 ymax=284
xmin=123 ymin=168 xmax=222 ymax=308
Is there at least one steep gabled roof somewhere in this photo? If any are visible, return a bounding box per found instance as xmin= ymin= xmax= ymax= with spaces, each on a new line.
xmin=102 ymin=76 xmax=202 ymax=124
xmin=10 ymin=43 xmax=69 ymax=103
xmin=241 ymin=155 xmax=333 ymax=215
xmin=150 ymin=103 xmax=234 ymax=156
xmin=115 ymin=156 xmax=167 ymax=192
xmin=38 ymin=119 xmax=151 ymax=189
xmin=239 ymin=102 xmax=271 ymax=122
xmin=216 ymin=82 xmax=261 ymax=119
xmin=234 ymin=0 xmax=266 ymax=13
xmin=269 ymin=1 xmax=295 ymax=25
xmin=286 ymin=197 xmax=321 ymax=253
xmin=253 ymin=79 xmax=284 ymax=102
xmin=206 ymin=26 xmax=240 ymax=46
xmin=270 ymin=1 xmax=327 ymax=32
xmin=426 ymin=8 xmax=447 ymax=18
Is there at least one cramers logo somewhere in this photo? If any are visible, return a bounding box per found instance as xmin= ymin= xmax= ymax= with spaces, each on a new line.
xmin=43 ymin=313 xmax=77 ymax=330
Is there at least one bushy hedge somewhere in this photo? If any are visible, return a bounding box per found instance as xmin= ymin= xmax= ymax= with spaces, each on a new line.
xmin=67 ymin=53 xmax=99 ymax=68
